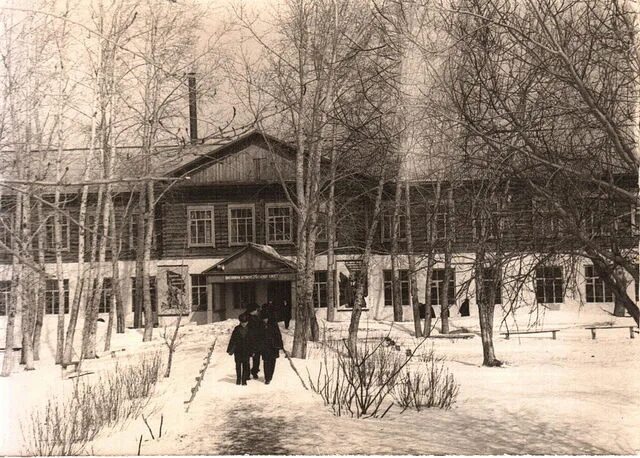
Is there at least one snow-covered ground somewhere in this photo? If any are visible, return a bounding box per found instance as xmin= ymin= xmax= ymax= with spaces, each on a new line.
xmin=1 ymin=309 xmax=638 ymax=455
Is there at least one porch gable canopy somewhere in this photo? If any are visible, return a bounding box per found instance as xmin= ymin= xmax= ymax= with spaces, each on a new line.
xmin=203 ymin=243 xmax=296 ymax=283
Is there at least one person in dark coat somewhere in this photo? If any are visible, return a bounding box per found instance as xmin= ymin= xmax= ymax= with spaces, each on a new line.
xmin=459 ymin=298 xmax=470 ymax=317
xmin=246 ymin=303 xmax=262 ymax=379
xmin=226 ymin=313 xmax=253 ymax=385
xmin=281 ymin=299 xmax=292 ymax=329
xmin=257 ymin=309 xmax=284 ymax=384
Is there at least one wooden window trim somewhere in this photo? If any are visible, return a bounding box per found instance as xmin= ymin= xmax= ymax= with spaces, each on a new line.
xmin=228 ymin=204 xmax=256 ymax=246
xmin=45 ymin=213 xmax=71 ymax=252
xmin=535 ymin=266 xmax=564 ymax=304
xmin=187 ymin=205 xmax=216 ymax=248
xmin=380 ymin=210 xmax=407 ymax=242
xmin=265 ymin=203 xmax=294 ymax=245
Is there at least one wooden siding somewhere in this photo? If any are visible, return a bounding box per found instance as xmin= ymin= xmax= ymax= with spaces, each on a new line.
xmin=187 ymin=144 xmax=296 ymax=184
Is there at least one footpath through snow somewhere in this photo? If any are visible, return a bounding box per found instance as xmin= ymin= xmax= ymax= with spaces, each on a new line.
xmin=3 ymin=310 xmax=640 ymax=455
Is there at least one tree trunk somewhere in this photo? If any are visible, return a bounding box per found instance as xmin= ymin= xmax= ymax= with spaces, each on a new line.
xmin=292 ymin=244 xmax=309 ymax=358
xmin=326 ymin=132 xmax=337 ymax=323
xmin=54 ymin=197 xmax=66 ymax=366
xmin=142 ymin=180 xmax=155 ymax=342
xmin=475 ymin=252 xmax=501 ymax=367
xmin=2 ymin=195 xmax=22 ymax=377
xmin=591 ymin=256 xmax=639 ymax=326
xmin=109 ymin=209 xmax=125 ymax=333
xmin=348 ymin=175 xmax=386 ymax=352
xmin=104 ymin=293 xmax=115 ymax=352
xmin=306 ymin=217 xmax=320 ymax=342
xmin=80 ymin=185 xmax=105 ymax=360
xmin=32 ymin=201 xmax=46 ymax=361
xmin=62 ymin=183 xmax=89 ymax=366
xmin=391 ymin=179 xmax=403 ymax=322
xmin=134 ymin=186 xmax=145 ymax=329
xmin=423 ymin=259 xmax=433 ymax=337
xmin=440 ymin=187 xmax=454 ymax=334
xmin=405 ymin=181 xmax=421 ymax=337
xmin=19 ymin=194 xmax=35 ymax=370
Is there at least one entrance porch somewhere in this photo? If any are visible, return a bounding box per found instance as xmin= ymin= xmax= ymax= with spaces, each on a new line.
xmin=202 ymin=243 xmax=296 ymax=322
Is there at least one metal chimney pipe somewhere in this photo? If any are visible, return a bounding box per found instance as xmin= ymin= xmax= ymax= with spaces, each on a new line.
xmin=187 ymin=72 xmax=198 ymax=144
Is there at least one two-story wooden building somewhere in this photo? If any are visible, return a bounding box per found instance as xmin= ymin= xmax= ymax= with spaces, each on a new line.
xmin=0 ymin=130 xmax=638 ymax=327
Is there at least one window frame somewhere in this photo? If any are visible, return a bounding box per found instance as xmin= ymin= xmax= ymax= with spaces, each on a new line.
xmin=191 ymin=274 xmax=208 ymax=312
xmin=584 ymin=265 xmax=614 ymax=303
xmin=535 ymin=266 xmax=564 ymax=304
xmin=265 ymin=203 xmax=294 ymax=245
xmin=383 ymin=269 xmax=411 ymax=307
xmin=313 ymin=270 xmax=328 ymax=308
xmin=0 ymin=281 xmax=10 ymax=316
xmin=430 ymin=268 xmax=456 ymax=307
xmin=381 ymin=210 xmax=407 ymax=242
xmin=97 ymin=278 xmax=113 ymax=314
xmin=45 ymin=212 xmax=71 ymax=252
xmin=228 ymin=204 xmax=256 ymax=246
xmin=0 ymin=213 xmax=13 ymax=251
xmin=187 ymin=205 xmax=216 ymax=248
xmin=45 ymin=279 xmax=70 ymax=314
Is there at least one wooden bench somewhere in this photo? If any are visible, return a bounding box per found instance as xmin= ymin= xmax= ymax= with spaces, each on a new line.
xmin=585 ymin=325 xmax=638 ymax=340
xmin=427 ymin=333 xmax=476 ymax=340
xmin=501 ymin=329 xmax=559 ymax=340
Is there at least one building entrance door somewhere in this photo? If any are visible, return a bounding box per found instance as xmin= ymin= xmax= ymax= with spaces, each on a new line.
xmin=267 ymin=281 xmax=291 ymax=308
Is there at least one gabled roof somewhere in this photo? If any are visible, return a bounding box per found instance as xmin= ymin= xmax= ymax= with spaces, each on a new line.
xmin=165 ymin=130 xmax=297 ymax=179
xmin=202 ymin=243 xmax=296 ymax=275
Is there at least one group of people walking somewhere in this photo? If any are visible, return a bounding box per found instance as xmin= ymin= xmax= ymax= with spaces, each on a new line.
xmin=226 ymin=301 xmax=288 ymax=386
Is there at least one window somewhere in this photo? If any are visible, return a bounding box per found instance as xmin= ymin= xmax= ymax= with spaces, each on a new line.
xmin=584 ymin=199 xmax=615 ymax=236
xmin=191 ymin=275 xmax=208 ymax=311
xmin=532 ymin=198 xmax=560 ymax=236
xmin=128 ymin=214 xmax=140 ymax=250
xmin=84 ymin=215 xmax=111 ymax=255
xmin=430 ymin=268 xmax=456 ymax=306
xmin=0 ymin=281 xmax=10 ymax=315
xmin=0 ymin=213 xmax=12 ymax=250
xmin=585 ymin=266 xmax=613 ymax=303
xmin=480 ymin=267 xmax=502 ymax=305
xmin=434 ymin=212 xmax=448 ymax=240
xmin=97 ymin=278 xmax=113 ymax=313
xmin=313 ymin=271 xmax=328 ymax=308
xmin=228 ymin=205 xmax=255 ymax=245
xmin=381 ymin=211 xmax=407 ymax=241
xmin=266 ymin=205 xmax=293 ymax=244
xmin=472 ymin=201 xmax=499 ymax=241
xmin=383 ymin=270 xmax=410 ymax=307
xmin=188 ymin=206 xmax=215 ymax=247
xmin=45 ymin=279 xmax=70 ymax=314
xmin=131 ymin=276 xmax=157 ymax=313
xmin=45 ymin=213 xmax=70 ymax=251
xmin=535 ymin=266 xmax=564 ymax=304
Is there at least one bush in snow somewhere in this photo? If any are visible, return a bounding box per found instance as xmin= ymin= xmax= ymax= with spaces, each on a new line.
xmin=392 ymin=349 xmax=459 ymax=411
xmin=21 ymin=352 xmax=163 ymax=455
xmin=308 ymin=338 xmax=412 ymax=419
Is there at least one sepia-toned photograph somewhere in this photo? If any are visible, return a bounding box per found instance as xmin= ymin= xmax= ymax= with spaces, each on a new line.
xmin=0 ymin=0 xmax=638 ymax=455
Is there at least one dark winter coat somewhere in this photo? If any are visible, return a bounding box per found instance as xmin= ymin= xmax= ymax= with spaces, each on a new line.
xmin=254 ymin=320 xmax=284 ymax=360
xmin=280 ymin=301 xmax=292 ymax=321
xmin=227 ymin=325 xmax=253 ymax=363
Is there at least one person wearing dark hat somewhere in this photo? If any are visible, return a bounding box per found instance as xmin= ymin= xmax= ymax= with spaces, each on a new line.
xmin=245 ymin=303 xmax=262 ymax=379
xmin=281 ymin=299 xmax=292 ymax=329
xmin=226 ymin=313 xmax=253 ymax=385
xmin=256 ymin=308 xmax=283 ymax=384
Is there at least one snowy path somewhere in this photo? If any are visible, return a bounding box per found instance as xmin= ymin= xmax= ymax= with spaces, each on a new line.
xmin=139 ymin=326 xmax=639 ymax=455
